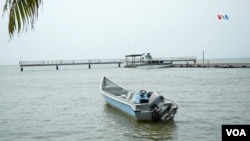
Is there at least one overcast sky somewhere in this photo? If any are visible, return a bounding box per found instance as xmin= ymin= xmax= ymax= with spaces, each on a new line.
xmin=1 ymin=0 xmax=250 ymax=65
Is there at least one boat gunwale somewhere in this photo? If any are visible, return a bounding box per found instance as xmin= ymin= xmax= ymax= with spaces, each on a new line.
xmin=100 ymin=76 xmax=139 ymax=111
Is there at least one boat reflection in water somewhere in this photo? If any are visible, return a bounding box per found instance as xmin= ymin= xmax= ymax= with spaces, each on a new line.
xmin=103 ymin=104 xmax=178 ymax=140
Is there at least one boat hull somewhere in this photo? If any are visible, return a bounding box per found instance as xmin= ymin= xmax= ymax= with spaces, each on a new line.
xmin=102 ymin=94 xmax=136 ymax=117
xmin=125 ymin=63 xmax=172 ymax=69
xmin=102 ymin=94 xmax=153 ymax=120
xmin=136 ymin=64 xmax=172 ymax=69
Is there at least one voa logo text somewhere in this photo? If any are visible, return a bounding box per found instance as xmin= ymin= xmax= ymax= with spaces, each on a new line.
xmin=226 ymin=129 xmax=246 ymax=136
xmin=217 ymin=14 xmax=229 ymax=20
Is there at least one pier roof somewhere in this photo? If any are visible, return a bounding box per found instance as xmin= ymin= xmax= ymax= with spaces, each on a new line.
xmin=125 ymin=54 xmax=144 ymax=57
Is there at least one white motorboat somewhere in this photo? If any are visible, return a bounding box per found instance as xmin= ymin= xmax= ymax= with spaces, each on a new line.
xmin=124 ymin=53 xmax=172 ymax=68
xmin=100 ymin=76 xmax=178 ymax=121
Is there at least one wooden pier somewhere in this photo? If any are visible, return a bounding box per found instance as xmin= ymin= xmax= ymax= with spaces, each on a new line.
xmin=19 ymin=57 xmax=250 ymax=71
xmin=170 ymin=63 xmax=250 ymax=68
xmin=19 ymin=57 xmax=198 ymax=71
xmin=19 ymin=59 xmax=123 ymax=71
xmin=154 ymin=57 xmax=197 ymax=63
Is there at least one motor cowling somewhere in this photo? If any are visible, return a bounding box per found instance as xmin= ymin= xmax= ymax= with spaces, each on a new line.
xmin=149 ymin=92 xmax=164 ymax=109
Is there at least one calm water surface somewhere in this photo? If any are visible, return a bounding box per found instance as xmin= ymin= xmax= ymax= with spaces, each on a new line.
xmin=0 ymin=65 xmax=250 ymax=141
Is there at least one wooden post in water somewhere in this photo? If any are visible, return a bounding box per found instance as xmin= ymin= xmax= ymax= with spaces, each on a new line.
xmin=56 ymin=65 xmax=59 ymax=70
xmin=203 ymin=51 xmax=204 ymax=64
xmin=21 ymin=67 xmax=23 ymax=72
xmin=118 ymin=62 xmax=120 ymax=67
xmin=88 ymin=64 xmax=91 ymax=69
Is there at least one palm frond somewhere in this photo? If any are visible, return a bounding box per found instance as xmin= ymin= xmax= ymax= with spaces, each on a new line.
xmin=3 ymin=0 xmax=43 ymax=38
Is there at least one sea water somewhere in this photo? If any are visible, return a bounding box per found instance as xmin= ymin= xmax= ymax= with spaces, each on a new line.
xmin=1 ymin=59 xmax=250 ymax=141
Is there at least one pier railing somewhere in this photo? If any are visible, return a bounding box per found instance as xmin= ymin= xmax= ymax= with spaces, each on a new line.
xmin=156 ymin=56 xmax=197 ymax=62
xmin=19 ymin=59 xmax=124 ymax=66
xmin=19 ymin=56 xmax=197 ymax=71
xmin=125 ymin=56 xmax=197 ymax=63
xmin=19 ymin=57 xmax=197 ymax=66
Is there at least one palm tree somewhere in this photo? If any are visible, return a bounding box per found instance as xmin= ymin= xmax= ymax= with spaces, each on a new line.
xmin=3 ymin=0 xmax=43 ymax=39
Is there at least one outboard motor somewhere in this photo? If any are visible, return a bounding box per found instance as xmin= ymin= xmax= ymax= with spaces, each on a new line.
xmin=149 ymin=92 xmax=171 ymax=121
xmin=149 ymin=92 xmax=164 ymax=109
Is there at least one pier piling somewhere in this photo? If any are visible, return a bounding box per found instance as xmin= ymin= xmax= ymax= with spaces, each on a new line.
xmin=203 ymin=51 xmax=205 ymax=64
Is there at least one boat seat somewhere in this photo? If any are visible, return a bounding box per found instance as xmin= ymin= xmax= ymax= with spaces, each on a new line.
xmin=126 ymin=92 xmax=133 ymax=100
xmin=103 ymin=86 xmax=127 ymax=96
xmin=121 ymin=94 xmax=127 ymax=98
xmin=109 ymin=91 xmax=127 ymax=96
xmin=103 ymin=86 xmax=123 ymax=91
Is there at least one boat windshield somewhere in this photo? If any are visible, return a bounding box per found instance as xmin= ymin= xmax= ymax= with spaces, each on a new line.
xmin=142 ymin=53 xmax=153 ymax=61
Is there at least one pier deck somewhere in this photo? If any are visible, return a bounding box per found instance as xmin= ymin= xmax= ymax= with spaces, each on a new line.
xmin=19 ymin=57 xmax=197 ymax=71
xmin=19 ymin=57 xmax=250 ymax=71
xmin=171 ymin=63 xmax=250 ymax=68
